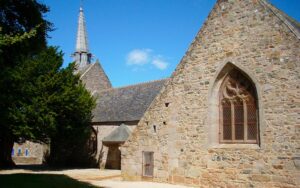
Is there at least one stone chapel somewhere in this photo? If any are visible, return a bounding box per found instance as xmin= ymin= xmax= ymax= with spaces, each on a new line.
xmin=72 ymin=6 xmax=167 ymax=169
xmin=12 ymin=0 xmax=299 ymax=187
xmin=60 ymin=0 xmax=300 ymax=186
xmin=119 ymin=0 xmax=300 ymax=187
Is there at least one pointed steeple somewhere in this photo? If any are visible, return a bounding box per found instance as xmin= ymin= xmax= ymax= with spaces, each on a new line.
xmin=73 ymin=6 xmax=92 ymax=69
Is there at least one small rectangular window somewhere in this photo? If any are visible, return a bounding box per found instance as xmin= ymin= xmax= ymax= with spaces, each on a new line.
xmin=17 ymin=148 xmax=22 ymax=156
xmin=143 ymin=151 xmax=154 ymax=177
xmin=11 ymin=149 xmax=14 ymax=156
xmin=25 ymin=149 xmax=29 ymax=157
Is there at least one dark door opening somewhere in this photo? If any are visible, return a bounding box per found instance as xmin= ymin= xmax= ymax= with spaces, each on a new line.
xmin=105 ymin=144 xmax=121 ymax=170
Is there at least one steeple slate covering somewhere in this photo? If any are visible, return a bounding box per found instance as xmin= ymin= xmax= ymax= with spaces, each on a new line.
xmin=76 ymin=7 xmax=89 ymax=52
xmin=73 ymin=6 xmax=92 ymax=70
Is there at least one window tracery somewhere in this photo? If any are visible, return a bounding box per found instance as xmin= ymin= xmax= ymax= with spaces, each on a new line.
xmin=220 ymin=70 xmax=258 ymax=144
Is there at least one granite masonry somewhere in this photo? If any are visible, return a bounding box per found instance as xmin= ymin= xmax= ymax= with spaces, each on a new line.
xmin=121 ymin=0 xmax=300 ymax=187
xmin=12 ymin=1 xmax=300 ymax=187
xmin=12 ymin=141 xmax=48 ymax=165
xmin=90 ymin=79 xmax=167 ymax=169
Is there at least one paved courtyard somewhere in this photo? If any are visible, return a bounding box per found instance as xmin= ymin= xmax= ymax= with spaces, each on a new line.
xmin=0 ymin=168 xmax=191 ymax=188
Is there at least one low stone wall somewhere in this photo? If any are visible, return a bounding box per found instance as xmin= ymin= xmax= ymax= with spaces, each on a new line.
xmin=12 ymin=156 xmax=42 ymax=165
xmin=12 ymin=141 xmax=48 ymax=165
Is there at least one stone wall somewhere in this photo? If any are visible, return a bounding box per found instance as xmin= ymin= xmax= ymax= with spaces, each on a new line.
xmin=12 ymin=141 xmax=48 ymax=165
xmin=122 ymin=0 xmax=300 ymax=187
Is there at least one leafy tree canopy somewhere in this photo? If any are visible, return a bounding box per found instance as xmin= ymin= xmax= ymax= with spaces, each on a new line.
xmin=0 ymin=0 xmax=96 ymax=167
xmin=0 ymin=0 xmax=51 ymax=63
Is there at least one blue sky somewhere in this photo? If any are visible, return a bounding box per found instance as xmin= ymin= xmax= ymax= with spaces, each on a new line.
xmin=41 ymin=0 xmax=300 ymax=87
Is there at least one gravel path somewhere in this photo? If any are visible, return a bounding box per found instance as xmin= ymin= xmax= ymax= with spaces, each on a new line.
xmin=0 ymin=168 xmax=192 ymax=188
xmin=90 ymin=179 xmax=191 ymax=188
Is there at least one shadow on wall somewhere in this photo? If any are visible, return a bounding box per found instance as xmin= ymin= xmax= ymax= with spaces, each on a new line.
xmin=97 ymin=145 xmax=104 ymax=168
xmin=105 ymin=144 xmax=121 ymax=170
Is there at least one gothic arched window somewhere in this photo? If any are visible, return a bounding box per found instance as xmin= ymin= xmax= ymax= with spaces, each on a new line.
xmin=219 ymin=70 xmax=258 ymax=144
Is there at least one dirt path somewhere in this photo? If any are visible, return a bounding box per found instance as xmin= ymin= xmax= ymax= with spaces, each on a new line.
xmin=0 ymin=168 xmax=192 ymax=188
xmin=90 ymin=179 xmax=192 ymax=188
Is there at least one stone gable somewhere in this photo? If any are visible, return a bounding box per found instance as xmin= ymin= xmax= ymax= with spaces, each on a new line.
xmin=121 ymin=0 xmax=300 ymax=187
xmin=80 ymin=61 xmax=112 ymax=93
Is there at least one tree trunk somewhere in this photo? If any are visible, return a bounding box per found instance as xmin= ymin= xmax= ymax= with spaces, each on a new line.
xmin=0 ymin=136 xmax=15 ymax=168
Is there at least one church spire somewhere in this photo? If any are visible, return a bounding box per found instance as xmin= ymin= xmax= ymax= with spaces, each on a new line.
xmin=73 ymin=5 xmax=92 ymax=69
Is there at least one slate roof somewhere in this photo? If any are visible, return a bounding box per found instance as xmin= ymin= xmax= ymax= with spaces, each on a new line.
xmin=92 ymin=79 xmax=168 ymax=123
xmin=102 ymin=124 xmax=131 ymax=143
xmin=78 ymin=63 xmax=93 ymax=75
xmin=261 ymin=0 xmax=300 ymax=39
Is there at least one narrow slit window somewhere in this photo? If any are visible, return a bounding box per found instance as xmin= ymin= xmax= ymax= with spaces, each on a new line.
xmin=25 ymin=149 xmax=29 ymax=157
xmin=17 ymin=148 xmax=22 ymax=156
xmin=153 ymin=125 xmax=156 ymax=133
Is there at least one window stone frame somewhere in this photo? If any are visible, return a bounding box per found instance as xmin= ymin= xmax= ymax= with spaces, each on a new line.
xmin=207 ymin=62 xmax=263 ymax=149
xmin=219 ymin=71 xmax=258 ymax=144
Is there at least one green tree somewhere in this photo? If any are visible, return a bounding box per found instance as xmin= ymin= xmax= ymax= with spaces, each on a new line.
xmin=0 ymin=0 xmax=50 ymax=66
xmin=0 ymin=0 xmax=96 ymax=167
xmin=0 ymin=0 xmax=50 ymax=167
xmin=11 ymin=47 xmax=96 ymax=167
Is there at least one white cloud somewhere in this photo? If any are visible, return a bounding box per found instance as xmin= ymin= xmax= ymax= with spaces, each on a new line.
xmin=126 ymin=49 xmax=151 ymax=65
xmin=126 ymin=48 xmax=169 ymax=71
xmin=152 ymin=57 xmax=168 ymax=70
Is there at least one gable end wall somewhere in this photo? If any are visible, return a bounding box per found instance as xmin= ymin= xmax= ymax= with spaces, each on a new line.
xmin=81 ymin=63 xmax=112 ymax=93
xmin=121 ymin=0 xmax=300 ymax=187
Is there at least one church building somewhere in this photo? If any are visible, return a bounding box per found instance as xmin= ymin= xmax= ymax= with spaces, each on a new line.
xmin=12 ymin=1 xmax=299 ymax=187
xmin=120 ymin=0 xmax=300 ymax=187
xmin=72 ymin=6 xmax=167 ymax=169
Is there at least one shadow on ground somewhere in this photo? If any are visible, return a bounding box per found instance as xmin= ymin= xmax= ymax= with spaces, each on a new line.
xmin=0 ymin=173 xmax=103 ymax=188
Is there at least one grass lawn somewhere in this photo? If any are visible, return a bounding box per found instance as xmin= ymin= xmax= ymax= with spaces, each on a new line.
xmin=0 ymin=173 xmax=102 ymax=188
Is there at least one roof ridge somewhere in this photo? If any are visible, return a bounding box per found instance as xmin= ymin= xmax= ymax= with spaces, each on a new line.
xmin=259 ymin=0 xmax=300 ymax=39
xmin=98 ymin=78 xmax=169 ymax=93
xmin=79 ymin=63 xmax=95 ymax=79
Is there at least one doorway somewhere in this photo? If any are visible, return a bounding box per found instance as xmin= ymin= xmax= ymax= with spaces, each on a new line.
xmin=142 ymin=151 xmax=154 ymax=177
